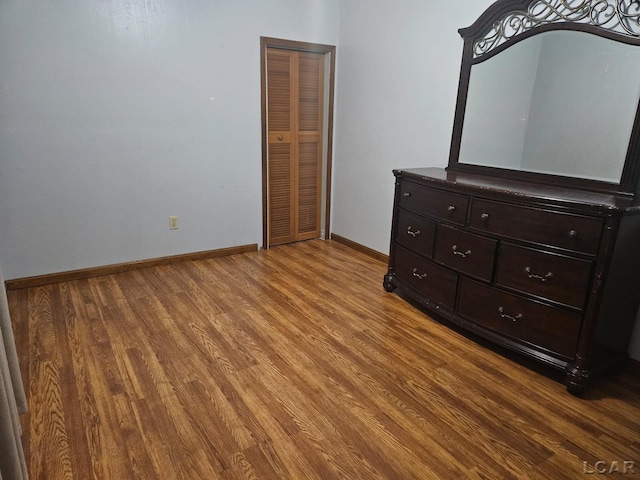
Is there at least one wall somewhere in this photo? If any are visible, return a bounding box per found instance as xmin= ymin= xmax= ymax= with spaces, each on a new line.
xmin=332 ymin=0 xmax=640 ymax=361
xmin=332 ymin=0 xmax=494 ymax=253
xmin=0 ymin=0 xmax=339 ymax=280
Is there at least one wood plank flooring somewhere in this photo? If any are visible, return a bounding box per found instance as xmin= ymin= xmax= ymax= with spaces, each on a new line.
xmin=8 ymin=239 xmax=640 ymax=479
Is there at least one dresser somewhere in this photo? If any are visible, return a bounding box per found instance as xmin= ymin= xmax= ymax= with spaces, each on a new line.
xmin=384 ymin=167 xmax=640 ymax=394
xmin=391 ymin=0 xmax=640 ymax=394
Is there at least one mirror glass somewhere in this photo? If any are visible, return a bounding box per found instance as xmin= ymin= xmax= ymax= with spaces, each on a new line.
xmin=458 ymin=30 xmax=640 ymax=183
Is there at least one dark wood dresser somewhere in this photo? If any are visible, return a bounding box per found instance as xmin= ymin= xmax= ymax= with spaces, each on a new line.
xmin=389 ymin=0 xmax=640 ymax=394
xmin=384 ymin=167 xmax=640 ymax=394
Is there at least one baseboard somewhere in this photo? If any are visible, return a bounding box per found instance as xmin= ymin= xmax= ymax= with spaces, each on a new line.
xmin=330 ymin=234 xmax=388 ymax=263
xmin=5 ymin=243 xmax=258 ymax=290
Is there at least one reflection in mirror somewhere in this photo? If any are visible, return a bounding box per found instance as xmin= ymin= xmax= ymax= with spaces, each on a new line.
xmin=458 ymin=30 xmax=640 ymax=183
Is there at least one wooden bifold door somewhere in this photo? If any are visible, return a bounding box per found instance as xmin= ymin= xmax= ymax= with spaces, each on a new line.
xmin=266 ymin=48 xmax=324 ymax=246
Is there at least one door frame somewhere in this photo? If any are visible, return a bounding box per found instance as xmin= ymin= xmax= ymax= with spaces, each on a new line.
xmin=260 ymin=36 xmax=336 ymax=249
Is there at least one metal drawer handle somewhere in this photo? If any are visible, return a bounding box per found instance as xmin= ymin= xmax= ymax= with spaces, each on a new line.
xmin=448 ymin=205 xmax=456 ymax=212
xmin=569 ymin=230 xmax=578 ymax=238
xmin=403 ymin=192 xmax=412 ymax=198
xmin=498 ymin=307 xmax=522 ymax=322
xmin=406 ymin=226 xmax=421 ymax=237
xmin=481 ymin=213 xmax=490 ymax=220
xmin=452 ymin=245 xmax=472 ymax=258
xmin=525 ymin=266 xmax=553 ymax=282
xmin=412 ymin=268 xmax=428 ymax=280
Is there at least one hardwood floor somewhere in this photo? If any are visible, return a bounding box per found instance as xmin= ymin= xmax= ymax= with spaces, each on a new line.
xmin=8 ymin=239 xmax=640 ymax=479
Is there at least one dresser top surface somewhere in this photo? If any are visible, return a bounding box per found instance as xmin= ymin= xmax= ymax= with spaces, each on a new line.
xmin=394 ymin=167 xmax=636 ymax=213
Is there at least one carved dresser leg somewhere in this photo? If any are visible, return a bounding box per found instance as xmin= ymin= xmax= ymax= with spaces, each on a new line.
xmin=565 ymin=363 xmax=591 ymax=396
xmin=383 ymin=273 xmax=396 ymax=292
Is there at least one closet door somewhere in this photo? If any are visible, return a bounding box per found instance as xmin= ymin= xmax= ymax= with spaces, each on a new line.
xmin=267 ymin=48 xmax=324 ymax=246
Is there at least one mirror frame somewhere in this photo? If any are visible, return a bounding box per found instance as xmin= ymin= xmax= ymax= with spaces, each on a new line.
xmin=447 ymin=0 xmax=640 ymax=195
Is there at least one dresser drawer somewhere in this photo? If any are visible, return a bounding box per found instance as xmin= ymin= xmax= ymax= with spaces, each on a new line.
xmin=394 ymin=245 xmax=458 ymax=309
xmin=399 ymin=181 xmax=468 ymax=225
xmin=496 ymin=243 xmax=593 ymax=310
xmin=469 ymin=199 xmax=603 ymax=254
xmin=434 ymin=224 xmax=497 ymax=282
xmin=457 ymin=278 xmax=581 ymax=358
xmin=395 ymin=209 xmax=436 ymax=258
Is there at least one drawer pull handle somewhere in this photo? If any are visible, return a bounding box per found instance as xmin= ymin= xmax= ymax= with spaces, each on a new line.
xmin=277 ymin=135 xmax=283 ymax=141
xmin=406 ymin=226 xmax=421 ymax=237
xmin=403 ymin=192 xmax=412 ymax=198
xmin=448 ymin=205 xmax=456 ymax=212
xmin=498 ymin=307 xmax=522 ymax=322
xmin=568 ymin=230 xmax=578 ymax=238
xmin=481 ymin=213 xmax=490 ymax=220
xmin=412 ymin=268 xmax=428 ymax=280
xmin=452 ymin=245 xmax=472 ymax=258
xmin=525 ymin=267 xmax=553 ymax=282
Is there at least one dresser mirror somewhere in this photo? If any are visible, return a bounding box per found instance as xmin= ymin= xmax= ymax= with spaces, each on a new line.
xmin=448 ymin=0 xmax=640 ymax=193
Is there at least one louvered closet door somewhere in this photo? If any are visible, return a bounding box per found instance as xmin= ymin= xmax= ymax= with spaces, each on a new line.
xmin=267 ymin=48 xmax=324 ymax=246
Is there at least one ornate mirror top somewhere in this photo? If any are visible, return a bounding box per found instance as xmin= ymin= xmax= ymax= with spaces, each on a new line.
xmin=471 ymin=0 xmax=640 ymax=58
xmin=449 ymin=0 xmax=640 ymax=193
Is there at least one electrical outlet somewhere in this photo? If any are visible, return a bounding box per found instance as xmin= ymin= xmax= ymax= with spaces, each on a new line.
xmin=169 ymin=216 xmax=178 ymax=230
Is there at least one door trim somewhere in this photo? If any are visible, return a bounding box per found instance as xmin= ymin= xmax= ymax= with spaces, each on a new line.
xmin=260 ymin=36 xmax=336 ymax=249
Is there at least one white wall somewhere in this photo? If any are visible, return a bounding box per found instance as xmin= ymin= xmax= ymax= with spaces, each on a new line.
xmin=332 ymin=0 xmax=494 ymax=253
xmin=0 ymin=0 xmax=339 ymax=279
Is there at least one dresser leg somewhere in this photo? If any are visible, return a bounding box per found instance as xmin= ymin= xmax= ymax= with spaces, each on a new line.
xmin=383 ymin=273 xmax=396 ymax=292
xmin=565 ymin=363 xmax=591 ymax=395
